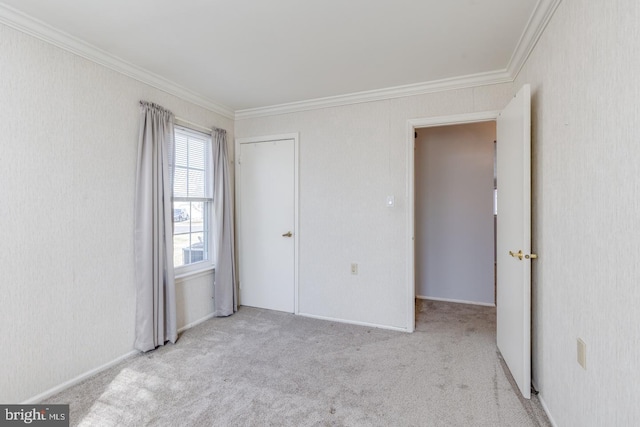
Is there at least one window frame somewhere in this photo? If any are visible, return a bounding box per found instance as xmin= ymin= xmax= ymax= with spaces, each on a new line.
xmin=172 ymin=124 xmax=215 ymax=278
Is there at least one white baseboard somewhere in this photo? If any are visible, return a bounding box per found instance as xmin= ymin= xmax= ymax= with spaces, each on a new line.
xmin=538 ymin=392 xmax=558 ymax=427
xmin=22 ymin=350 xmax=138 ymax=404
xmin=177 ymin=312 xmax=216 ymax=334
xmin=23 ymin=311 xmax=216 ymax=404
xmin=416 ymin=295 xmax=496 ymax=307
xmin=531 ymin=380 xmax=557 ymax=427
xmin=298 ymin=312 xmax=408 ymax=332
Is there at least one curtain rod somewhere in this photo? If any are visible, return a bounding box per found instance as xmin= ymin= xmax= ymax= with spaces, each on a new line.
xmin=174 ymin=117 xmax=212 ymax=134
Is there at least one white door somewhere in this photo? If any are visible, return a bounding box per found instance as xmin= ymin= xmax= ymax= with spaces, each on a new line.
xmin=236 ymin=137 xmax=296 ymax=313
xmin=496 ymin=84 xmax=533 ymax=399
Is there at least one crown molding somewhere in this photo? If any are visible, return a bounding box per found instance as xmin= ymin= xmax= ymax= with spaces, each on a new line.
xmin=236 ymin=0 xmax=562 ymax=120
xmin=0 ymin=2 xmax=235 ymax=119
xmin=507 ymin=0 xmax=563 ymax=79
xmin=235 ymin=70 xmax=513 ymax=120
xmin=1 ymin=0 xmax=560 ymax=121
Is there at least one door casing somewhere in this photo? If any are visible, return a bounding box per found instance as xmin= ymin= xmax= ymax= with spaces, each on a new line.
xmin=235 ymin=133 xmax=300 ymax=314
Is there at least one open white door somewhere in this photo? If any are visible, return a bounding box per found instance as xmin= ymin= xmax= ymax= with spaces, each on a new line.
xmin=496 ymin=84 xmax=533 ymax=399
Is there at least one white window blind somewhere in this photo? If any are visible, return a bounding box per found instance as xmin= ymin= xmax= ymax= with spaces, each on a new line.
xmin=172 ymin=126 xmax=214 ymax=273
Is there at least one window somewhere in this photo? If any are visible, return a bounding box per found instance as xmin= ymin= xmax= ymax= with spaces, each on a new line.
xmin=172 ymin=126 xmax=214 ymax=274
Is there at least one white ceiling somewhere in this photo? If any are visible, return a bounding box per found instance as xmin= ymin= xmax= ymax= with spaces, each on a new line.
xmin=0 ymin=0 xmax=558 ymax=116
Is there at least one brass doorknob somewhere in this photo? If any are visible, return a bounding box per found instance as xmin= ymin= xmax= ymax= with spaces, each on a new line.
xmin=282 ymin=231 xmax=293 ymax=238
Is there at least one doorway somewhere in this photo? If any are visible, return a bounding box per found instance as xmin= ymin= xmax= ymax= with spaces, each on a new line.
xmin=405 ymin=111 xmax=500 ymax=331
xmin=407 ymin=85 xmax=532 ymax=399
xmin=414 ymin=122 xmax=496 ymax=306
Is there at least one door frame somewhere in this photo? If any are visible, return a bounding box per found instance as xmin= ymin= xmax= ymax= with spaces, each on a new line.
xmin=406 ymin=112 xmax=500 ymax=332
xmin=235 ymin=133 xmax=300 ymax=314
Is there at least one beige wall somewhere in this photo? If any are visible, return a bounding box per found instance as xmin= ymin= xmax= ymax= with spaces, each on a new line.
xmin=415 ymin=122 xmax=496 ymax=305
xmin=0 ymin=22 xmax=233 ymax=403
xmin=515 ymin=0 xmax=640 ymax=424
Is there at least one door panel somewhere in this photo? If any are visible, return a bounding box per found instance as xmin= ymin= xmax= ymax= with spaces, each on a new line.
xmin=237 ymin=139 xmax=295 ymax=313
xmin=496 ymin=84 xmax=532 ymax=399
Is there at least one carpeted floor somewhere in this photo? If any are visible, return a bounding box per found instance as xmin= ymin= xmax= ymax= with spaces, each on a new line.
xmin=46 ymin=300 xmax=551 ymax=426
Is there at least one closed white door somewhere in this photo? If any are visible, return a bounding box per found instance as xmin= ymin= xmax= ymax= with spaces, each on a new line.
xmin=236 ymin=137 xmax=296 ymax=313
xmin=496 ymin=84 xmax=533 ymax=399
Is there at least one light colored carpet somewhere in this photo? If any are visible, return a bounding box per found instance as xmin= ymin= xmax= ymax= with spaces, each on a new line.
xmin=46 ymin=300 xmax=551 ymax=426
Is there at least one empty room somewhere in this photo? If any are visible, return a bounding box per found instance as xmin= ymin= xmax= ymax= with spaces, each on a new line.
xmin=1 ymin=1 xmax=638 ymax=426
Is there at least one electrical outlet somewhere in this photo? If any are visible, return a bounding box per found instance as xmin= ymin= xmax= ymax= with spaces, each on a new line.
xmin=577 ymin=338 xmax=586 ymax=369
xmin=351 ymin=263 xmax=358 ymax=275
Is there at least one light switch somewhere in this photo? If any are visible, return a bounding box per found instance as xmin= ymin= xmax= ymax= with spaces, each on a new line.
xmin=386 ymin=195 xmax=395 ymax=207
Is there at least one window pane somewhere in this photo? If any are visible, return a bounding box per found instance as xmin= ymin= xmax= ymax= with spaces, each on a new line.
xmin=175 ymin=134 xmax=188 ymax=167
xmin=190 ymin=201 xmax=204 ymax=232
xmin=174 ymin=167 xmax=188 ymax=198
xmin=189 ymin=137 xmax=206 ymax=169
xmin=188 ymin=169 xmax=205 ymax=198
xmin=173 ymin=202 xmax=191 ymax=228
xmin=172 ymin=201 xmax=209 ymax=268
xmin=173 ymin=233 xmax=189 ymax=268
xmin=188 ymin=232 xmax=206 ymax=264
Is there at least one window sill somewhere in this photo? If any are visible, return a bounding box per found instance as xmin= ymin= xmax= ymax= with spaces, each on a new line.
xmin=175 ymin=265 xmax=215 ymax=282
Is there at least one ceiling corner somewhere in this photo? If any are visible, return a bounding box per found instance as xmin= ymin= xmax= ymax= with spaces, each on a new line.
xmin=0 ymin=2 xmax=235 ymax=119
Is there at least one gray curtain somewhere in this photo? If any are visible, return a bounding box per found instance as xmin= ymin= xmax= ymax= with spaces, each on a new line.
xmin=212 ymin=127 xmax=237 ymax=316
xmin=134 ymin=101 xmax=177 ymax=352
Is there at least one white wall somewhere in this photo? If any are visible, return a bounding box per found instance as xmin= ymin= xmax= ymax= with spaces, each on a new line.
xmin=7 ymin=1 xmax=636 ymax=422
xmin=0 ymin=22 xmax=233 ymax=403
xmin=235 ymin=85 xmax=513 ymax=330
xmin=415 ymin=123 xmax=495 ymax=305
xmin=514 ymin=0 xmax=640 ymax=424
xmin=237 ymin=1 xmax=640 ymax=423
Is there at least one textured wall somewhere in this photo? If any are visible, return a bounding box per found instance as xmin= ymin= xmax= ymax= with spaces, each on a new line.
xmin=8 ymin=1 xmax=636 ymax=421
xmin=515 ymin=0 xmax=640 ymax=424
xmin=415 ymin=122 xmax=496 ymax=305
xmin=235 ymin=86 xmax=513 ymax=329
xmin=0 ymin=22 xmax=232 ymax=403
